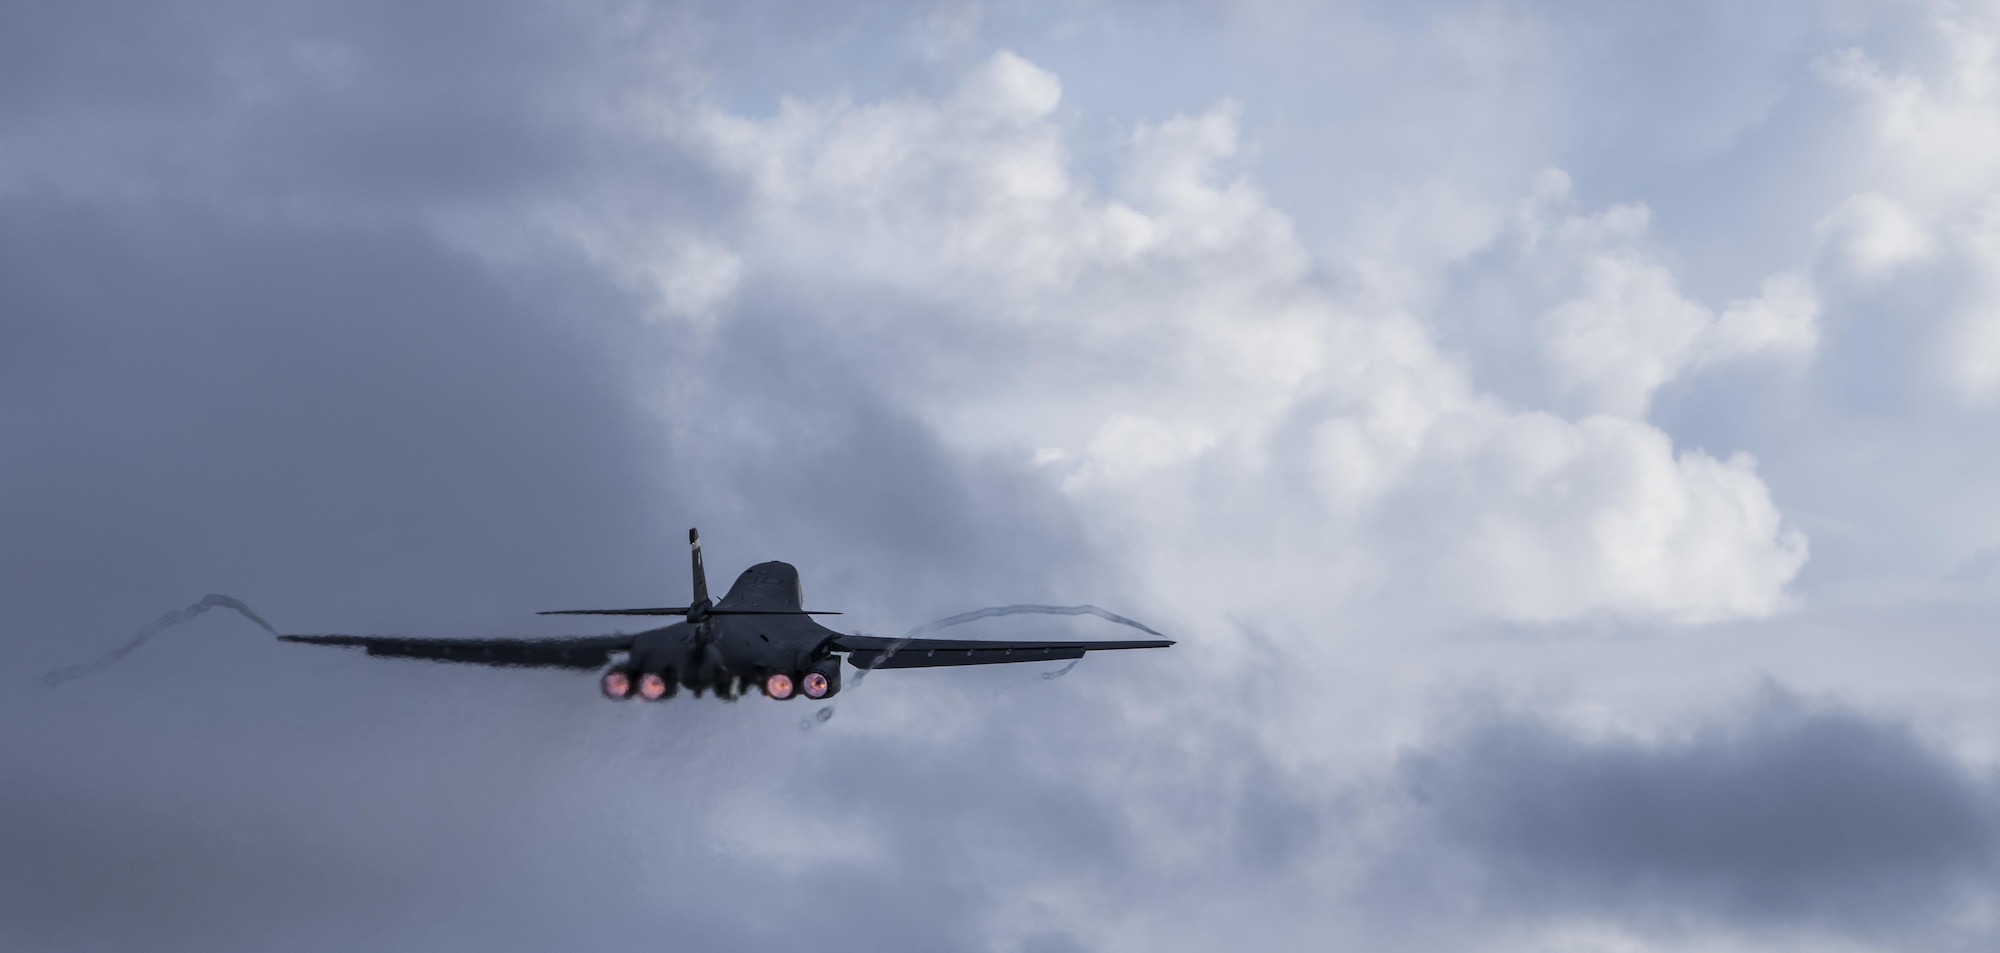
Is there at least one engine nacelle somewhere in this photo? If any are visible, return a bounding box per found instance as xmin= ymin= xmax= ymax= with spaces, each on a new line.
xmin=801 ymin=657 xmax=842 ymax=700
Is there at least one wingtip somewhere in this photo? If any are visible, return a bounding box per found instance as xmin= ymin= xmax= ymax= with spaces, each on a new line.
xmin=277 ymin=634 xmax=354 ymax=646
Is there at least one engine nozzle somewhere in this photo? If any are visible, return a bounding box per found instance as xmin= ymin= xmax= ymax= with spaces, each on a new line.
xmin=638 ymin=671 xmax=673 ymax=701
xmin=763 ymin=672 xmax=796 ymax=700
xmin=601 ymin=669 xmax=633 ymax=700
xmin=802 ymin=658 xmax=841 ymax=699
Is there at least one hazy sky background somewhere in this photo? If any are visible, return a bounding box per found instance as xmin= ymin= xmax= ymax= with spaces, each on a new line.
xmin=6 ymin=1 xmax=2000 ymax=950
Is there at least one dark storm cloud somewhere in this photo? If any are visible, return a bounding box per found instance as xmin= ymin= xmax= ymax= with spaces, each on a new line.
xmin=1390 ymin=688 xmax=2000 ymax=937
xmin=0 ymin=777 xmax=410 ymax=951
xmin=0 ymin=4 xmax=1171 ymax=951
xmin=0 ymin=197 xmax=668 ymax=640
xmin=0 ymin=187 xmax=695 ymax=951
xmin=768 ymin=659 xmax=1328 ymax=924
xmin=2 ymin=6 xmax=709 ymax=949
xmin=2 ymin=0 xmax=614 ymax=205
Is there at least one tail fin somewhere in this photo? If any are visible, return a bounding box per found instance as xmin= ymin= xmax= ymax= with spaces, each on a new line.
xmin=689 ymin=527 xmax=709 ymax=606
xmin=538 ymin=528 xmax=841 ymax=620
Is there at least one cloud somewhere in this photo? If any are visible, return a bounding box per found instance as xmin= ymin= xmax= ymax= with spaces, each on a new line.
xmin=8 ymin=5 xmax=1999 ymax=953
xmin=629 ymin=51 xmax=1811 ymax=625
xmin=1384 ymin=687 xmax=2000 ymax=945
xmin=1817 ymin=192 xmax=1936 ymax=281
xmin=1439 ymin=169 xmax=1818 ymax=421
xmin=1815 ymin=12 xmax=2000 ymax=403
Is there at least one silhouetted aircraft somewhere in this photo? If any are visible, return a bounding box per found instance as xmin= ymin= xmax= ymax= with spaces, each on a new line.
xmin=281 ymin=529 xmax=1173 ymax=702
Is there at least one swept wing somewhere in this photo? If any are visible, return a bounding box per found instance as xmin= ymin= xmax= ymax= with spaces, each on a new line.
xmin=278 ymin=633 xmax=636 ymax=669
xmin=831 ymin=635 xmax=1173 ymax=670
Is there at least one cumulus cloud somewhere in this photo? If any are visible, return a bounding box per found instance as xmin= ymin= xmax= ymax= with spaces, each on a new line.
xmin=1319 ymin=406 xmax=1806 ymax=624
xmin=1452 ymin=169 xmax=1819 ymax=420
xmin=626 ymin=51 xmax=1810 ymax=625
xmin=1817 ymin=191 xmax=1935 ymax=281
xmin=1814 ymin=20 xmax=2000 ymax=206
xmin=1816 ymin=12 xmax=2000 ymax=402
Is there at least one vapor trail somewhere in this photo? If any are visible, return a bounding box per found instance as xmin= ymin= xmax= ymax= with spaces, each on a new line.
xmin=1039 ymin=659 xmax=1081 ymax=680
xmin=799 ymin=603 xmax=1161 ymax=730
xmin=40 ymin=594 xmax=278 ymax=688
xmin=865 ymin=603 xmax=1163 ymax=670
xmin=896 ymin=603 xmax=1165 ymax=640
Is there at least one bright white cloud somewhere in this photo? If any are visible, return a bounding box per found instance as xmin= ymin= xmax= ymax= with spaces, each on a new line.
xmin=1817 ymin=191 xmax=1935 ymax=281
xmin=1947 ymin=211 xmax=2000 ymax=398
xmin=1063 ymin=414 xmax=1217 ymax=493
xmin=641 ymin=51 xmax=1809 ymax=627
xmin=1815 ymin=18 xmax=2000 ymax=205
xmin=1818 ymin=12 xmax=2000 ymax=402
xmin=1319 ymin=404 xmax=1807 ymax=624
xmin=1500 ymin=171 xmax=1819 ymax=418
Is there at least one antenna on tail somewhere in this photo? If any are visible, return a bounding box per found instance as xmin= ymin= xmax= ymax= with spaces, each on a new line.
xmin=689 ymin=528 xmax=711 ymax=615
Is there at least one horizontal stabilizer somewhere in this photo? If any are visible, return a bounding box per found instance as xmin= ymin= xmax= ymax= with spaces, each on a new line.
xmin=536 ymin=607 xmax=841 ymax=617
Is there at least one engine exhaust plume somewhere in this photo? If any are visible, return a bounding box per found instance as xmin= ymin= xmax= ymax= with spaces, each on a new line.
xmin=40 ymin=594 xmax=279 ymax=688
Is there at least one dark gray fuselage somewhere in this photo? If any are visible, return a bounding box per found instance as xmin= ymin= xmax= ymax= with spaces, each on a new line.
xmin=625 ymin=561 xmax=838 ymax=690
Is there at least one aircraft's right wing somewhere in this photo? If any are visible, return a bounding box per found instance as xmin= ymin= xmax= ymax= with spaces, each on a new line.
xmin=830 ymin=635 xmax=1173 ymax=670
xmin=279 ymin=633 xmax=636 ymax=669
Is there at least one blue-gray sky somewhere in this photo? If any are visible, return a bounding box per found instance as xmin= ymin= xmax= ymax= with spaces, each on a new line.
xmin=5 ymin=2 xmax=2000 ymax=950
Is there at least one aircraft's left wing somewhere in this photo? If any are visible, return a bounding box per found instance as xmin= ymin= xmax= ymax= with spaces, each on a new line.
xmin=830 ymin=635 xmax=1173 ymax=670
xmin=279 ymin=633 xmax=635 ymax=669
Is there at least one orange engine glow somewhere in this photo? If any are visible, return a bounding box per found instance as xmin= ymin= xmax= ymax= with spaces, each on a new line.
xmin=638 ymin=672 xmax=670 ymax=701
xmin=764 ymin=672 xmax=796 ymax=700
xmin=802 ymin=671 xmax=831 ymax=699
xmin=601 ymin=670 xmax=632 ymax=699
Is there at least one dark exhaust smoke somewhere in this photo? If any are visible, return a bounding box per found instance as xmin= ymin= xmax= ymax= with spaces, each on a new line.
xmin=39 ymin=594 xmax=279 ymax=688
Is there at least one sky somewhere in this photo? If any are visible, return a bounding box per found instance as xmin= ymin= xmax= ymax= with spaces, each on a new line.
xmin=5 ymin=1 xmax=2000 ymax=950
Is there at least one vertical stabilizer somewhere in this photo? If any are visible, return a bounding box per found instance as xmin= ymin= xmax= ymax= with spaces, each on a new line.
xmin=689 ymin=528 xmax=710 ymax=607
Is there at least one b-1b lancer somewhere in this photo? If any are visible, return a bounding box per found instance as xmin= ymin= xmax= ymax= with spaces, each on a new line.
xmin=282 ymin=529 xmax=1173 ymax=702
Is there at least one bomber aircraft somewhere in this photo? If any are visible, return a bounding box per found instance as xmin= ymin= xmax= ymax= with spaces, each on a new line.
xmin=282 ymin=529 xmax=1174 ymax=702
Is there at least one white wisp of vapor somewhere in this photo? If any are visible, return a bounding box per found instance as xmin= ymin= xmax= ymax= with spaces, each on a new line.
xmin=800 ymin=603 xmax=1163 ymax=730
xmin=40 ymin=594 xmax=278 ymax=688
